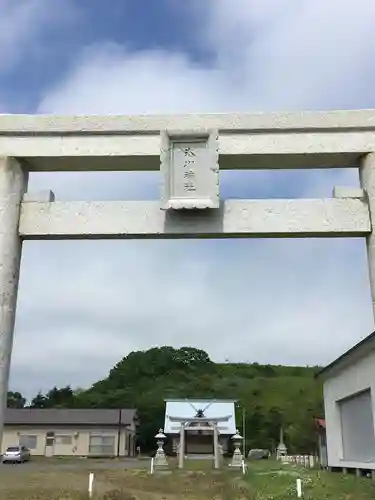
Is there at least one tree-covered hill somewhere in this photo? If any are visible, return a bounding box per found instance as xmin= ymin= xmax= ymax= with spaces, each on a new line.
xmin=8 ymin=346 xmax=324 ymax=453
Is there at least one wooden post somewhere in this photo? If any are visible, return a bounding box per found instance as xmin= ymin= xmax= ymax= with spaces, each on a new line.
xmin=213 ymin=424 xmax=219 ymax=469
xmin=178 ymin=423 xmax=185 ymax=469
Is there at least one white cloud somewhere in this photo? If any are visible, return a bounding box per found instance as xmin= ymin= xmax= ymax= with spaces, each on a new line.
xmin=199 ymin=0 xmax=375 ymax=111
xmin=8 ymin=0 xmax=375 ymax=397
xmin=0 ymin=0 xmax=78 ymax=74
xmin=39 ymin=0 xmax=375 ymax=113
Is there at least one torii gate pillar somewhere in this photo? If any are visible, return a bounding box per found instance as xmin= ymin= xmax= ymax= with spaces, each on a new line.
xmin=360 ymin=153 xmax=375 ymax=320
xmin=0 ymin=157 xmax=28 ymax=448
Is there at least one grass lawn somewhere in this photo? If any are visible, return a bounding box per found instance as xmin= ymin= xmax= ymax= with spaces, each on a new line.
xmin=246 ymin=460 xmax=375 ymax=499
xmin=0 ymin=458 xmax=374 ymax=499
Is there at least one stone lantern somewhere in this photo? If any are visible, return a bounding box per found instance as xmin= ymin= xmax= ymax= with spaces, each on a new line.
xmin=276 ymin=427 xmax=287 ymax=460
xmin=230 ymin=429 xmax=243 ymax=467
xmin=154 ymin=428 xmax=168 ymax=469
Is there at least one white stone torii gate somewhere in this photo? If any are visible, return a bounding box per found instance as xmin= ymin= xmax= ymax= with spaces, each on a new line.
xmin=1 ymin=109 xmax=375 ymax=451
xmin=167 ymin=414 xmax=231 ymax=469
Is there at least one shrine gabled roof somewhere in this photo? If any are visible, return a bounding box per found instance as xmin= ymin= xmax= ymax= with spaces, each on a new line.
xmin=163 ymin=399 xmax=237 ymax=435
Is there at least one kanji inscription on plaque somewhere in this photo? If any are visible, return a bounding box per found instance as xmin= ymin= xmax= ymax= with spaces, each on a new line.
xmin=160 ymin=130 xmax=219 ymax=210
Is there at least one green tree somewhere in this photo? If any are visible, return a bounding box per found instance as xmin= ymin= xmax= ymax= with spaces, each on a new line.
xmin=29 ymin=345 xmax=324 ymax=452
xmin=7 ymin=391 xmax=26 ymax=408
xmin=29 ymin=391 xmax=48 ymax=408
xmin=30 ymin=386 xmax=75 ymax=408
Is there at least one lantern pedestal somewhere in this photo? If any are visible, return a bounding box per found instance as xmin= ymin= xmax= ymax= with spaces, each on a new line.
xmin=154 ymin=429 xmax=168 ymax=469
xmin=230 ymin=429 xmax=244 ymax=468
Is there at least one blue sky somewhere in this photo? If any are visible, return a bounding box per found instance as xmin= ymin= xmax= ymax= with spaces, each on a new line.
xmin=1 ymin=0 xmax=203 ymax=112
xmin=2 ymin=0 xmax=375 ymax=398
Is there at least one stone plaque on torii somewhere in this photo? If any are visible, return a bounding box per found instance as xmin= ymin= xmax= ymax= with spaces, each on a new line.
xmin=160 ymin=130 xmax=220 ymax=210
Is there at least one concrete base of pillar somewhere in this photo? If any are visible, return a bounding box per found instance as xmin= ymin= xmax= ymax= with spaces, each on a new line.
xmin=230 ymin=450 xmax=243 ymax=468
xmin=154 ymin=450 xmax=168 ymax=469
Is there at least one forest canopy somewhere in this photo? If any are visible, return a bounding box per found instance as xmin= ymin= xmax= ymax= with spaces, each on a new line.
xmin=8 ymin=346 xmax=324 ymax=452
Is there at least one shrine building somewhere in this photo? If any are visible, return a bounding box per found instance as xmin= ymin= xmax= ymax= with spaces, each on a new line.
xmin=163 ymin=399 xmax=237 ymax=456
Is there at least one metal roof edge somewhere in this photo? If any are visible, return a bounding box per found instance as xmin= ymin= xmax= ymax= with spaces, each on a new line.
xmin=164 ymin=398 xmax=238 ymax=403
xmin=315 ymin=330 xmax=375 ymax=380
xmin=4 ymin=408 xmax=137 ymax=426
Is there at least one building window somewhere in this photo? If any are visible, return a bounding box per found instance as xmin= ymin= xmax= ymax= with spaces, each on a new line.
xmin=19 ymin=435 xmax=37 ymax=450
xmin=89 ymin=434 xmax=115 ymax=456
xmin=56 ymin=435 xmax=72 ymax=445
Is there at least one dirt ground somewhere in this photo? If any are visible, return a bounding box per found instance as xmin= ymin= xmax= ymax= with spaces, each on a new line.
xmin=0 ymin=456 xmax=147 ymax=472
xmin=0 ymin=458 xmax=228 ymax=499
xmin=1 ymin=458 xmax=375 ymax=500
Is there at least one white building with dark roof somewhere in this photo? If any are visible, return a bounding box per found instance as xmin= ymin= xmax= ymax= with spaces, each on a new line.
xmin=317 ymin=331 xmax=375 ymax=474
xmin=2 ymin=408 xmax=138 ymax=458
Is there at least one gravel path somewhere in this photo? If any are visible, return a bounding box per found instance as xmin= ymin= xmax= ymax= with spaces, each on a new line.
xmin=0 ymin=457 xmax=149 ymax=473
